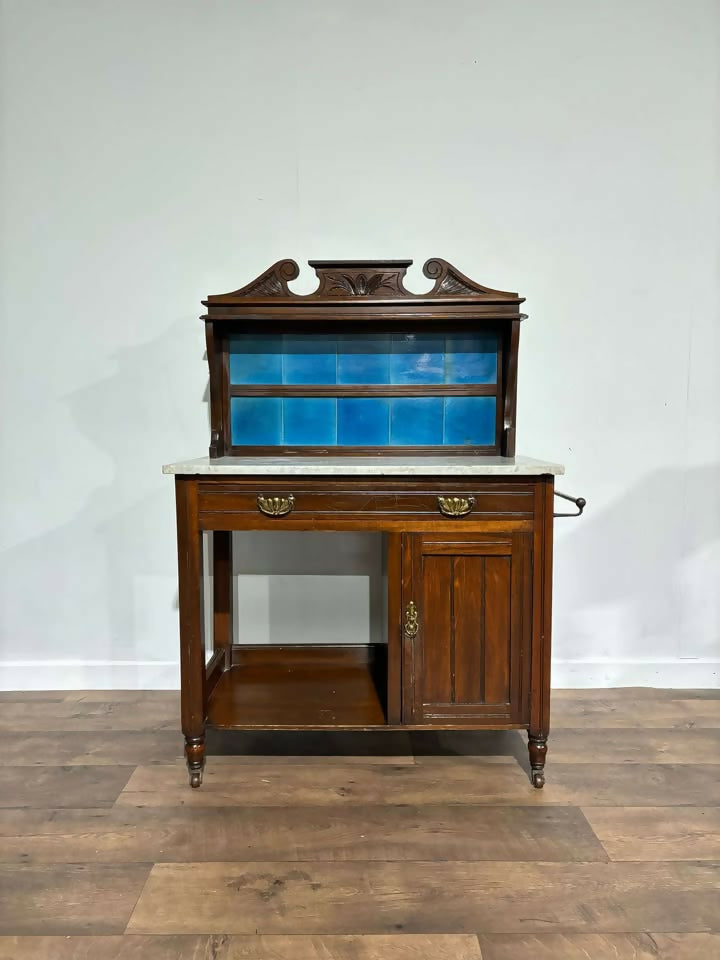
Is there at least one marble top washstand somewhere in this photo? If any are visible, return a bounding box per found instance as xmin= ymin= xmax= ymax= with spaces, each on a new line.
xmin=163 ymin=455 xmax=565 ymax=476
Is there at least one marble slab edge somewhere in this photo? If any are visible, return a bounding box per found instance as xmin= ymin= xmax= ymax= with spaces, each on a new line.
xmin=162 ymin=455 xmax=565 ymax=476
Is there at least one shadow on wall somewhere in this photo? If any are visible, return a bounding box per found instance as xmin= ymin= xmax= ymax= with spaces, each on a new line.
xmin=0 ymin=317 xmax=205 ymax=674
xmin=553 ymin=464 xmax=720 ymax=667
xmin=231 ymin=529 xmax=386 ymax=646
xmin=3 ymin=309 xmax=718 ymax=683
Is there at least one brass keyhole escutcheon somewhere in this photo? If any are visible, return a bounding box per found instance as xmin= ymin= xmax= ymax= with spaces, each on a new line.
xmin=257 ymin=494 xmax=295 ymax=517
xmin=437 ymin=495 xmax=475 ymax=517
xmin=404 ymin=600 xmax=419 ymax=638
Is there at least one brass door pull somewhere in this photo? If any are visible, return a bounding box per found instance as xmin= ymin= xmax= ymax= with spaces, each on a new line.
xmin=257 ymin=494 xmax=295 ymax=517
xmin=437 ymin=495 xmax=475 ymax=517
xmin=404 ymin=601 xmax=419 ymax=638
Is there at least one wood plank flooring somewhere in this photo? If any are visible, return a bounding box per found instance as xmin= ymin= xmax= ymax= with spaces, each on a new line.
xmin=0 ymin=688 xmax=718 ymax=958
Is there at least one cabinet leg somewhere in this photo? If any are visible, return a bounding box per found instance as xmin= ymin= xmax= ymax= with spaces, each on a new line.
xmin=528 ymin=732 xmax=548 ymax=788
xmin=185 ymin=735 xmax=205 ymax=788
xmin=176 ymin=478 xmax=207 ymax=789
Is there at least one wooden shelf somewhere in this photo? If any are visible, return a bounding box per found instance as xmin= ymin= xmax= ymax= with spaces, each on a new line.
xmin=207 ymin=645 xmax=387 ymax=729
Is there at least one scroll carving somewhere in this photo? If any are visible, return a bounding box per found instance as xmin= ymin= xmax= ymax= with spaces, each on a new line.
xmin=205 ymin=257 xmax=522 ymax=304
xmin=220 ymin=259 xmax=300 ymax=298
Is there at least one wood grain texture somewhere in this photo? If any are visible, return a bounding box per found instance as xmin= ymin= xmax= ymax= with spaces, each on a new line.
xmin=63 ymin=691 xmax=180 ymax=703
xmin=1 ymin=766 xmax=132 ymax=808
xmin=453 ymin=556 xmax=485 ymax=704
xmin=421 ymin=555 xmax=454 ymax=703
xmin=0 ymin=934 xmax=484 ymax=960
xmin=483 ymin=556 xmax=511 ymax=705
xmin=547 ymin=728 xmax=720 ymax=763
xmin=582 ymin=807 xmax=720 ymax=860
xmin=0 ymin=700 xmax=177 ymax=731
xmin=3 ymin=689 xmax=720 ymax=947
xmin=0 ymin=805 xmax=606 ymax=864
xmin=0 ymin=864 xmax=151 ymax=935
xmin=551 ymin=688 xmax=720 ymax=700
xmin=1 ymin=934 xmax=717 ymax=960
xmin=478 ymin=933 xmax=720 ymax=959
xmin=551 ymin=698 xmax=720 ymax=728
xmin=0 ymin=691 xmax=67 ymax=702
xmin=126 ymin=860 xmax=720 ymax=935
xmin=4 ymin=731 xmax=182 ymax=765
xmin=532 ymin=763 xmax=720 ymax=806
xmin=411 ymin=751 xmax=720 ymax=806
xmin=207 ymin=655 xmax=386 ymax=729
xmin=116 ymin=761 xmax=538 ymax=807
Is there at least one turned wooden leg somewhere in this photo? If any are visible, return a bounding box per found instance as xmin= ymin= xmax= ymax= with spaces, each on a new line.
xmin=176 ymin=477 xmax=207 ymax=789
xmin=528 ymin=732 xmax=548 ymax=788
xmin=185 ymin=735 xmax=206 ymax=788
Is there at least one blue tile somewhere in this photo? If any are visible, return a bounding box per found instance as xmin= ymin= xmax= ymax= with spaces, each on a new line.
xmin=282 ymin=335 xmax=337 ymax=384
xmin=337 ymin=335 xmax=391 ymax=384
xmin=283 ymin=397 xmax=337 ymax=445
xmin=337 ymin=397 xmax=390 ymax=445
xmin=444 ymin=396 xmax=496 ymax=446
xmin=391 ymin=397 xmax=444 ymax=445
xmin=445 ymin=335 xmax=498 ymax=384
xmin=390 ymin=334 xmax=444 ymax=384
xmin=228 ymin=335 xmax=283 ymax=385
xmin=231 ymin=397 xmax=282 ymax=446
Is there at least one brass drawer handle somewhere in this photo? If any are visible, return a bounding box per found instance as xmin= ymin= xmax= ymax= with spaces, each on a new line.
xmin=404 ymin=601 xmax=419 ymax=638
xmin=257 ymin=494 xmax=295 ymax=517
xmin=437 ymin=495 xmax=475 ymax=517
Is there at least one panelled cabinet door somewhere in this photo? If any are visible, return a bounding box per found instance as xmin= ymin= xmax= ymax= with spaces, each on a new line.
xmin=402 ymin=532 xmax=532 ymax=725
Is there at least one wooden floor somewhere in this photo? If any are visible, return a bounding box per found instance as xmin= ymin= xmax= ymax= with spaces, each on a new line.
xmin=0 ymin=689 xmax=718 ymax=959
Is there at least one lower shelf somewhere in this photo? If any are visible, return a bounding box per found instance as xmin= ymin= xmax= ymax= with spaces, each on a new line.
xmin=207 ymin=645 xmax=387 ymax=729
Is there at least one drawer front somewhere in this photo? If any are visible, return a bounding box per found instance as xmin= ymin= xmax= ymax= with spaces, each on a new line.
xmin=197 ymin=480 xmax=535 ymax=524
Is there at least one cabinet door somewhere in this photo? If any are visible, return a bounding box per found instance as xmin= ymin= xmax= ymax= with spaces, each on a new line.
xmin=403 ymin=532 xmax=531 ymax=725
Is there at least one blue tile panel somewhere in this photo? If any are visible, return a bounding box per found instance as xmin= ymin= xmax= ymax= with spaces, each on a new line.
xmin=282 ymin=335 xmax=337 ymax=385
xmin=231 ymin=395 xmax=497 ymax=447
xmin=390 ymin=335 xmax=445 ymax=384
xmin=229 ymin=334 xmax=498 ymax=385
xmin=283 ymin=397 xmax=337 ymax=445
xmin=444 ymin=396 xmax=496 ymax=446
xmin=337 ymin=398 xmax=390 ymax=445
xmin=231 ymin=397 xmax=282 ymax=446
xmin=337 ymin=335 xmax=391 ymax=384
xmin=228 ymin=335 xmax=283 ymax=385
xmin=445 ymin=334 xmax=497 ymax=384
xmin=391 ymin=397 xmax=444 ymax=445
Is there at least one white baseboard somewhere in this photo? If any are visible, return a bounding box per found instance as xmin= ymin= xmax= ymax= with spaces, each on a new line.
xmin=1 ymin=657 xmax=718 ymax=691
xmin=551 ymin=658 xmax=720 ymax=688
xmin=0 ymin=660 xmax=180 ymax=691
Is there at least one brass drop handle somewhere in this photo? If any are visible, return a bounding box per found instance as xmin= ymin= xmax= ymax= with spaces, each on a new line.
xmin=404 ymin=600 xmax=419 ymax=638
xmin=437 ymin=495 xmax=475 ymax=517
xmin=257 ymin=494 xmax=295 ymax=517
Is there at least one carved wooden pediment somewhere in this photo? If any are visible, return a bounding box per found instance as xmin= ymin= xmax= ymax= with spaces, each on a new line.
xmin=206 ymin=258 xmax=523 ymax=305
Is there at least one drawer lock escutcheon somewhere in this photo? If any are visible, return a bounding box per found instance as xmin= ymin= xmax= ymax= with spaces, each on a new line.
xmin=437 ymin=495 xmax=475 ymax=517
xmin=404 ymin=601 xmax=419 ymax=639
xmin=257 ymin=494 xmax=295 ymax=517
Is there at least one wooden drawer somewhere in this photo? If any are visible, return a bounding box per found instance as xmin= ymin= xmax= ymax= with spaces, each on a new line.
xmin=197 ymin=479 xmax=535 ymax=524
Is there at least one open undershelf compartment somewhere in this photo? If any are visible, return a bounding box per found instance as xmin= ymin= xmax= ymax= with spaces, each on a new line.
xmin=207 ymin=644 xmax=388 ymax=729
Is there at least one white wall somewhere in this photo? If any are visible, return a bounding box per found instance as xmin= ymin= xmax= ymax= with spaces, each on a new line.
xmin=1 ymin=0 xmax=718 ymax=689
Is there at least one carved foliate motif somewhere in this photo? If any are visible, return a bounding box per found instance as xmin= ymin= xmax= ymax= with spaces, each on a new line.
xmin=437 ymin=272 xmax=481 ymax=297
xmin=242 ymin=274 xmax=286 ymax=297
xmin=327 ymin=273 xmax=397 ymax=296
xmin=204 ymin=258 xmax=523 ymax=304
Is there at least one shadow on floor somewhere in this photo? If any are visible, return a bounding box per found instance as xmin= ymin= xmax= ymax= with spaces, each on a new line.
xmin=206 ymin=727 xmax=531 ymax=772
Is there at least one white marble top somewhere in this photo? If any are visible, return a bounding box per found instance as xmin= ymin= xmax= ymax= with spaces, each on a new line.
xmin=162 ymin=455 xmax=564 ymax=476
